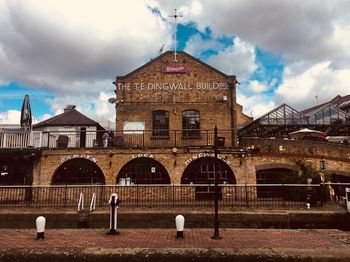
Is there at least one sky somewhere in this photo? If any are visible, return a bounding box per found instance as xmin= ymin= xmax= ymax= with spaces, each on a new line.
xmin=1 ymin=0 xmax=350 ymax=127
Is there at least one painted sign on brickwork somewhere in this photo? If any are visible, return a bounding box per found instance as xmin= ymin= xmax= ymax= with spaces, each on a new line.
xmin=115 ymin=82 xmax=228 ymax=91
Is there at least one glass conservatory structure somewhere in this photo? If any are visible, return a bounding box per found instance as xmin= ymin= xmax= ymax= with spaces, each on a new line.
xmin=239 ymin=103 xmax=350 ymax=138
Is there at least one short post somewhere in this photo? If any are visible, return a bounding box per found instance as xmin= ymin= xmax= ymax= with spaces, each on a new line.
xmin=35 ymin=216 xmax=46 ymax=240
xmin=107 ymin=193 xmax=120 ymax=235
xmin=175 ymin=215 xmax=185 ymax=239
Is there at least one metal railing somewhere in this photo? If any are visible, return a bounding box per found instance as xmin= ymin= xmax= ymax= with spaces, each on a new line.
xmin=0 ymin=129 xmax=235 ymax=149
xmin=0 ymin=184 xmax=348 ymax=208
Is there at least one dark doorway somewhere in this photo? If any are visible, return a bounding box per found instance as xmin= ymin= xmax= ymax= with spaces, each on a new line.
xmin=0 ymin=158 xmax=33 ymax=185
xmin=331 ymin=173 xmax=350 ymax=200
xmin=256 ymin=168 xmax=299 ymax=199
xmin=116 ymin=157 xmax=170 ymax=184
xmin=181 ymin=157 xmax=235 ymax=200
xmin=52 ymin=158 xmax=105 ymax=185
xmin=80 ymin=127 xmax=86 ymax=148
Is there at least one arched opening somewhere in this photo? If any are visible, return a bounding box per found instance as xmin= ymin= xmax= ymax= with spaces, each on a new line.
xmin=181 ymin=157 xmax=235 ymax=200
xmin=330 ymin=172 xmax=350 ymax=200
xmin=256 ymin=168 xmax=299 ymax=199
xmin=116 ymin=157 xmax=170 ymax=184
xmin=52 ymin=158 xmax=105 ymax=185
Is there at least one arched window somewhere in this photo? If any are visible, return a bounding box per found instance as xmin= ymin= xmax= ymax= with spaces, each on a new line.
xmin=182 ymin=110 xmax=200 ymax=137
xmin=152 ymin=110 xmax=169 ymax=137
xmin=52 ymin=159 xmax=105 ymax=185
xmin=116 ymin=157 xmax=170 ymax=184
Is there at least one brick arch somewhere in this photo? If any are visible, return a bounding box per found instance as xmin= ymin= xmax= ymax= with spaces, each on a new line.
xmin=325 ymin=170 xmax=350 ymax=178
xmin=116 ymin=157 xmax=170 ymax=184
xmin=255 ymin=163 xmax=300 ymax=172
xmin=181 ymin=157 xmax=235 ymax=184
xmin=52 ymin=158 xmax=105 ymax=185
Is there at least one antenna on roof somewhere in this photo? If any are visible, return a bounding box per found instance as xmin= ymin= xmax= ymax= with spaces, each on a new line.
xmin=316 ymin=95 xmax=319 ymax=106
xmin=159 ymin=44 xmax=165 ymax=53
xmin=169 ymin=9 xmax=182 ymax=62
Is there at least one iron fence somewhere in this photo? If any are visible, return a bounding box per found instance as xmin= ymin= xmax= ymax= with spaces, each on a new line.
xmin=0 ymin=129 xmax=235 ymax=149
xmin=1 ymin=183 xmax=348 ymax=208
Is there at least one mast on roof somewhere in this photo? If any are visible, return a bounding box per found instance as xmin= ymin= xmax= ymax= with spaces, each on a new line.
xmin=169 ymin=9 xmax=182 ymax=62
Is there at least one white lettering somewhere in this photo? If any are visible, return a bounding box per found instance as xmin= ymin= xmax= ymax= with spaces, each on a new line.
xmin=132 ymin=154 xmax=155 ymax=159
xmin=184 ymin=153 xmax=231 ymax=167
xmin=124 ymin=82 xmax=227 ymax=92
xmin=61 ymin=155 xmax=97 ymax=163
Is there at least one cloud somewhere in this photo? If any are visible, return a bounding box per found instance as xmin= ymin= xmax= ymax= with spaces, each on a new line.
xmin=0 ymin=0 xmax=172 ymax=94
xmin=43 ymin=90 xmax=116 ymax=128
xmin=237 ymin=92 xmax=275 ymax=119
xmin=0 ymin=110 xmax=21 ymax=125
xmin=247 ymin=80 xmax=269 ymax=93
xmin=205 ymin=37 xmax=257 ymax=80
xmin=275 ymin=61 xmax=350 ymax=110
xmin=172 ymin=0 xmax=350 ymax=64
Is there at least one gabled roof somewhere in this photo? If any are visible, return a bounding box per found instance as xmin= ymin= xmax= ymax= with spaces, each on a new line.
xmin=302 ymin=94 xmax=350 ymax=115
xmin=115 ymin=50 xmax=236 ymax=80
xmin=257 ymin=103 xmax=308 ymax=125
xmin=33 ymin=108 xmax=104 ymax=129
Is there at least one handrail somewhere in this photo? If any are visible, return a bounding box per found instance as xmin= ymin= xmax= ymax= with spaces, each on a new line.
xmin=77 ymin=192 xmax=84 ymax=212
xmin=90 ymin=192 xmax=96 ymax=212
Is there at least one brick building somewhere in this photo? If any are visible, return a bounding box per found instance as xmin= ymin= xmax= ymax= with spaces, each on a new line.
xmin=110 ymin=51 xmax=251 ymax=185
xmin=113 ymin=51 xmax=251 ymax=142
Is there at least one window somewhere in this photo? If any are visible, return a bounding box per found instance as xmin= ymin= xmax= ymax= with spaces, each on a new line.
xmin=152 ymin=110 xmax=169 ymax=137
xmin=123 ymin=121 xmax=145 ymax=134
xmin=182 ymin=110 xmax=200 ymax=137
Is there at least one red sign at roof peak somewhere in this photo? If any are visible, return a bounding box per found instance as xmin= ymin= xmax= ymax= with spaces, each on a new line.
xmin=163 ymin=65 xmax=186 ymax=73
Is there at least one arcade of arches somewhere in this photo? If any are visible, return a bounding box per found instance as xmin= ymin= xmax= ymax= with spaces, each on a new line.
xmin=32 ymin=147 xmax=350 ymax=187
xmin=49 ymin=156 xmax=236 ymax=185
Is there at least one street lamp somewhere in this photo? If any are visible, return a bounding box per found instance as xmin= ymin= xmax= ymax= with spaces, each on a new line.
xmin=211 ymin=126 xmax=222 ymax=240
xmin=319 ymin=159 xmax=326 ymax=206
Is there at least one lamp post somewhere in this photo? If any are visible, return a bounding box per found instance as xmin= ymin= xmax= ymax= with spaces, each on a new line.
xmin=319 ymin=159 xmax=326 ymax=206
xmin=211 ymin=126 xmax=221 ymax=240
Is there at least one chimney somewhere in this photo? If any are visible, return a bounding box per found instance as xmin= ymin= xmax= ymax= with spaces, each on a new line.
xmin=64 ymin=105 xmax=76 ymax=112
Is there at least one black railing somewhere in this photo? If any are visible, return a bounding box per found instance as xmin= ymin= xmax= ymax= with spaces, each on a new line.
xmin=0 ymin=184 xmax=348 ymax=208
xmin=0 ymin=129 xmax=235 ymax=149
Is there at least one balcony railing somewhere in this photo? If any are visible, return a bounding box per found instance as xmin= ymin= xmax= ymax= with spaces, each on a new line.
xmin=0 ymin=129 xmax=235 ymax=149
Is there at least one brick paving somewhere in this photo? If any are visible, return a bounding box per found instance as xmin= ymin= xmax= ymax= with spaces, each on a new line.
xmin=0 ymin=228 xmax=348 ymax=250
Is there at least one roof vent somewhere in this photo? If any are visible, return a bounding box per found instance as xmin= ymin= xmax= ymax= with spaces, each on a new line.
xmin=64 ymin=105 xmax=76 ymax=112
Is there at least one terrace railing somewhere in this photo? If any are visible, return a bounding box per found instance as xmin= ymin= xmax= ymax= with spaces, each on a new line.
xmin=0 ymin=129 xmax=235 ymax=149
xmin=0 ymin=184 xmax=348 ymax=208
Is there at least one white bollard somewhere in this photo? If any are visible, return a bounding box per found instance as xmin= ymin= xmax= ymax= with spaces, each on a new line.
xmin=35 ymin=216 xmax=46 ymax=240
xmin=175 ymin=214 xmax=185 ymax=239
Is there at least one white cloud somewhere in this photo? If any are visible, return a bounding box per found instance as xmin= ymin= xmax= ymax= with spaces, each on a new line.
xmin=0 ymin=110 xmax=21 ymax=125
xmin=172 ymin=0 xmax=350 ymax=65
xmin=237 ymin=92 xmax=275 ymax=119
xmin=248 ymin=80 xmax=269 ymax=93
xmin=0 ymin=0 xmax=172 ymax=94
xmin=43 ymin=90 xmax=116 ymax=127
xmin=205 ymin=37 xmax=257 ymax=80
xmin=184 ymin=34 xmax=225 ymax=57
xmin=276 ymin=61 xmax=350 ymax=110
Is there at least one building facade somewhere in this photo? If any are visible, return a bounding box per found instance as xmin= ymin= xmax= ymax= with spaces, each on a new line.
xmin=113 ymin=51 xmax=250 ymax=144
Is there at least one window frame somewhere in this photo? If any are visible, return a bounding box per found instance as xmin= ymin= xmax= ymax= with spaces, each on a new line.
xmin=182 ymin=109 xmax=200 ymax=138
xmin=152 ymin=110 xmax=169 ymax=137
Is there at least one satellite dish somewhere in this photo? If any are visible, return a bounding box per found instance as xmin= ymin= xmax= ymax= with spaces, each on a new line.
xmin=108 ymin=97 xmax=117 ymax=104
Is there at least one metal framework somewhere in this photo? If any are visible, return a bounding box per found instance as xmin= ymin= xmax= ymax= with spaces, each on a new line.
xmin=239 ymin=103 xmax=350 ymax=138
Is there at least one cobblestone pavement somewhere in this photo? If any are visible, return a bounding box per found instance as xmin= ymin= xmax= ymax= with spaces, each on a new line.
xmin=0 ymin=228 xmax=349 ymax=250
